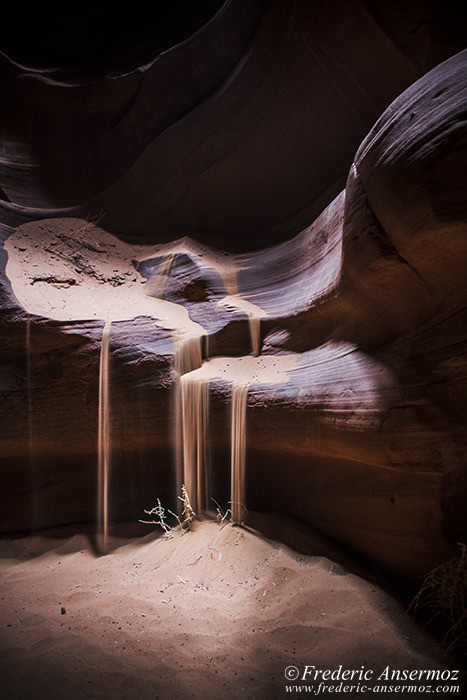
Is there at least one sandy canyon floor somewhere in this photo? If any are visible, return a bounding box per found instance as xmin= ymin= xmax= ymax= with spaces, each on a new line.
xmin=0 ymin=517 xmax=463 ymax=699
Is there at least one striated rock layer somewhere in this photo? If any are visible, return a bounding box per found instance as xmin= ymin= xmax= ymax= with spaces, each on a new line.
xmin=0 ymin=0 xmax=465 ymax=250
xmin=0 ymin=24 xmax=466 ymax=579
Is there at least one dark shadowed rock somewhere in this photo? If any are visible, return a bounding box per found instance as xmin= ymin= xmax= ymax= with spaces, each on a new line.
xmin=0 ymin=1 xmax=463 ymax=249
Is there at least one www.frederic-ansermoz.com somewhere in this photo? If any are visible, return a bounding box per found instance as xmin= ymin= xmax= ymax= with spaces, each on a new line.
xmin=283 ymin=665 xmax=461 ymax=695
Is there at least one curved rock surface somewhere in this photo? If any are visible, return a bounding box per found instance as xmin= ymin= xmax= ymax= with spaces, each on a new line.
xmin=1 ymin=0 xmax=464 ymax=250
xmin=0 ymin=7 xmax=466 ymax=582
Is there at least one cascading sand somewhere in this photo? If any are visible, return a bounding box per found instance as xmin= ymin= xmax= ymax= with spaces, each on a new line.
xmin=179 ymin=354 xmax=298 ymax=522
xmin=230 ymin=383 xmax=248 ymax=524
xmin=174 ymin=333 xmax=207 ymax=513
xmin=97 ymin=321 xmax=112 ymax=553
xmin=25 ymin=317 xmax=41 ymax=529
xmin=5 ymin=219 xmax=300 ymax=538
xmin=180 ymin=372 xmax=210 ymax=514
xmin=176 ymin=313 xmax=264 ymax=521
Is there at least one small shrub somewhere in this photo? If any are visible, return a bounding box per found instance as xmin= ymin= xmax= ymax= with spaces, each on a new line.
xmin=140 ymin=484 xmax=196 ymax=537
xmin=211 ymin=498 xmax=231 ymax=527
xmin=410 ymin=543 xmax=467 ymax=654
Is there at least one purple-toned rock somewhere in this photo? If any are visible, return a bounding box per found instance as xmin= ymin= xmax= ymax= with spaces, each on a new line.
xmin=0 ymin=9 xmax=465 ymax=582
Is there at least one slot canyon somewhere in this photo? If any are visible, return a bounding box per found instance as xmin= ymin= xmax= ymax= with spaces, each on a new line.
xmin=0 ymin=1 xmax=466 ymax=698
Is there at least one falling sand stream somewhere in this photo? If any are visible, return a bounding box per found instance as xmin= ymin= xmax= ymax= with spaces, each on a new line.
xmin=25 ymin=317 xmax=41 ymax=529
xmin=97 ymin=321 xmax=112 ymax=553
xmin=230 ymin=383 xmax=248 ymax=524
xmin=177 ymin=315 xmax=261 ymax=523
xmin=177 ymin=319 xmax=298 ymax=525
xmin=175 ymin=334 xmax=207 ymax=514
xmin=230 ymin=317 xmax=261 ymax=524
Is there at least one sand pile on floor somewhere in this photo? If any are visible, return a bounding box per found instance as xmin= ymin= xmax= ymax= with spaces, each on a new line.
xmin=0 ymin=519 xmax=458 ymax=700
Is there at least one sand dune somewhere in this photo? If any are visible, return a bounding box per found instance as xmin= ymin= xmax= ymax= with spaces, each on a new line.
xmin=0 ymin=518 xmax=460 ymax=699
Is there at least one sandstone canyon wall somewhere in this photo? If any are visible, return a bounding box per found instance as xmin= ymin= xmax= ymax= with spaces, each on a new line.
xmin=0 ymin=1 xmax=465 ymax=582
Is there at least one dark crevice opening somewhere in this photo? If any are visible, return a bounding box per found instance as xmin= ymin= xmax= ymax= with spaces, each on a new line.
xmin=0 ymin=1 xmax=226 ymax=74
